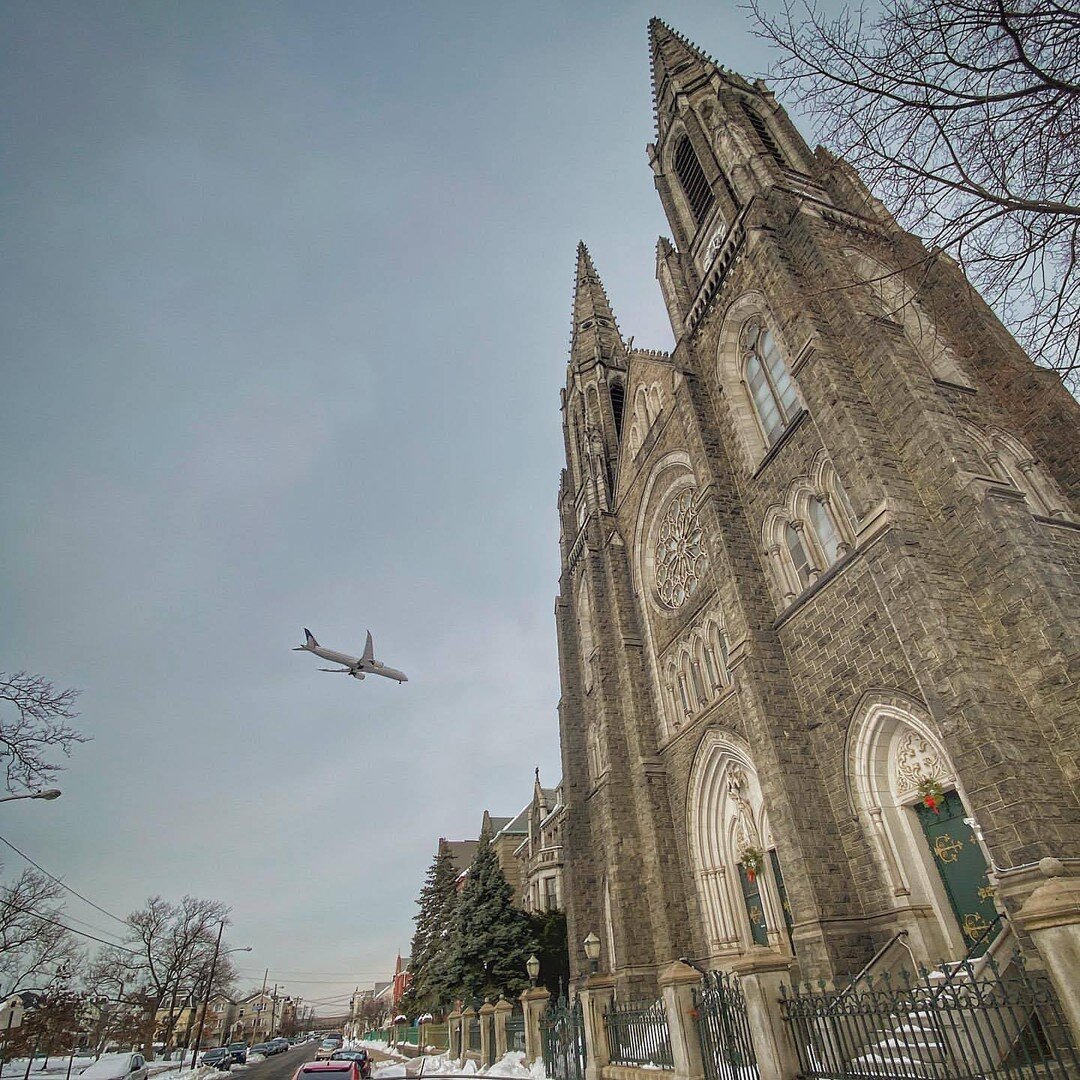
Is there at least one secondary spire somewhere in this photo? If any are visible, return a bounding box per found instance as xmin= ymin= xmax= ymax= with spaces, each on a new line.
xmin=570 ymin=242 xmax=626 ymax=370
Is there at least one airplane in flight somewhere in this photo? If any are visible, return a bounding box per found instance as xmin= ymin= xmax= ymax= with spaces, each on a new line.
xmin=292 ymin=628 xmax=408 ymax=683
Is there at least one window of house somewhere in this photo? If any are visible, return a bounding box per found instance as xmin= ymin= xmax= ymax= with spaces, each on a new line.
xmin=743 ymin=319 xmax=799 ymax=443
xmin=544 ymin=877 xmax=559 ymax=911
xmin=674 ymin=135 xmax=715 ymax=226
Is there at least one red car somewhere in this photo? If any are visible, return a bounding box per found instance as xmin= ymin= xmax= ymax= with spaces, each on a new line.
xmin=293 ymin=1063 xmax=361 ymax=1080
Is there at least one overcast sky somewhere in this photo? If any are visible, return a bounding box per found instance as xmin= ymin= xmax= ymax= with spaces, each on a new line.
xmin=1 ymin=1 xmax=807 ymax=1012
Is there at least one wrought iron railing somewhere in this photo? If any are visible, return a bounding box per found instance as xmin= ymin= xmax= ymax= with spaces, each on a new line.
xmin=693 ymin=970 xmax=759 ymax=1080
xmin=780 ymin=951 xmax=1080 ymax=1079
xmin=604 ymin=998 xmax=674 ymax=1070
xmin=467 ymin=1016 xmax=481 ymax=1052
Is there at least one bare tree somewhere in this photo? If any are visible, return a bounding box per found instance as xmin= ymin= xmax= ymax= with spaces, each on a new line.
xmin=0 ymin=672 xmax=87 ymax=793
xmin=750 ymin=0 xmax=1080 ymax=388
xmin=0 ymin=869 xmax=80 ymax=996
xmin=94 ymin=896 xmax=234 ymax=1059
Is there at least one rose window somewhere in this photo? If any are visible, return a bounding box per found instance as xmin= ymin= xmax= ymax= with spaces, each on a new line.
xmin=654 ymin=489 xmax=708 ymax=609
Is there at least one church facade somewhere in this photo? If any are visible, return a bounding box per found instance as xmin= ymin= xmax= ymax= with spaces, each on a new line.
xmin=554 ymin=20 xmax=1080 ymax=991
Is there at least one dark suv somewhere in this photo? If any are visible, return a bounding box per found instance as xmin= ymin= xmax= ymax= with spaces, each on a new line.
xmin=227 ymin=1043 xmax=249 ymax=1065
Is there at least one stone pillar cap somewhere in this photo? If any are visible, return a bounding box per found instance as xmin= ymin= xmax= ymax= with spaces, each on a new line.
xmin=657 ymin=960 xmax=704 ymax=986
xmin=479 ymin=1001 xmax=496 ymax=1015
xmin=462 ymin=1005 xmax=478 ymax=1016
xmin=520 ymin=987 xmax=550 ymax=1003
xmin=730 ymin=948 xmax=794 ymax=976
xmin=494 ymin=998 xmax=514 ymax=1012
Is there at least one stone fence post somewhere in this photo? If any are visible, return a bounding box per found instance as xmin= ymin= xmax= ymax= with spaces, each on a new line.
xmin=460 ymin=1005 xmax=477 ymax=1065
xmin=579 ymin=974 xmax=615 ymax=1080
xmin=494 ymin=996 xmax=513 ymax=1059
xmin=1015 ymin=859 xmax=1080 ymax=1045
xmin=657 ymin=962 xmax=705 ymax=1080
xmin=520 ymin=986 xmax=550 ymax=1065
xmin=731 ymin=950 xmax=800 ymax=1080
xmin=479 ymin=1000 xmax=496 ymax=1065
xmin=447 ymin=1008 xmax=462 ymax=1062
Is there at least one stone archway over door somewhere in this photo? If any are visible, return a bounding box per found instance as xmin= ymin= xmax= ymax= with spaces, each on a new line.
xmin=687 ymin=730 xmax=790 ymax=957
xmin=847 ymin=699 xmax=997 ymax=958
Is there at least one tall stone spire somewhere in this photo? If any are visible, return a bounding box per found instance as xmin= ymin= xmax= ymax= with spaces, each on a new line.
xmin=570 ymin=241 xmax=626 ymax=370
xmin=648 ymin=18 xmax=723 ymax=127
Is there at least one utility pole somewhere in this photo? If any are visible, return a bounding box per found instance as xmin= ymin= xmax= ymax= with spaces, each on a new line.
xmin=268 ymin=986 xmax=279 ymax=1039
xmin=189 ymin=922 xmax=223 ymax=1070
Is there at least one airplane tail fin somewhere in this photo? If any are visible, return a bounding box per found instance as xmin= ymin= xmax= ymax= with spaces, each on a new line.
xmin=297 ymin=627 xmax=319 ymax=649
xmin=362 ymin=630 xmax=375 ymax=663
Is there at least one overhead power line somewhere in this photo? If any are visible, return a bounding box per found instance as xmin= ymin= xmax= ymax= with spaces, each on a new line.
xmin=0 ymin=898 xmax=139 ymax=953
xmin=0 ymin=832 xmax=129 ymax=925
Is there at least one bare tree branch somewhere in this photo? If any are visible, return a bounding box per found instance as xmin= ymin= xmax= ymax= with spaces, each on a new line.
xmin=749 ymin=0 xmax=1080 ymax=387
xmin=0 ymin=672 xmax=88 ymax=794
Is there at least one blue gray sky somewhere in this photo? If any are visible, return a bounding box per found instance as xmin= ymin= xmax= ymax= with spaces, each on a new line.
xmin=2 ymin=1 xmax=810 ymax=1010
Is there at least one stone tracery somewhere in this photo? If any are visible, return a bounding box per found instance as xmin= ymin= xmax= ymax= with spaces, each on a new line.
xmin=654 ymin=488 xmax=709 ymax=609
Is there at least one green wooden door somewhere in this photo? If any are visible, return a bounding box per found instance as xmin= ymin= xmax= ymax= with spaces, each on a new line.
xmin=769 ymin=849 xmax=795 ymax=953
xmin=914 ymin=790 xmax=997 ymax=955
xmin=738 ymin=865 xmax=769 ymax=946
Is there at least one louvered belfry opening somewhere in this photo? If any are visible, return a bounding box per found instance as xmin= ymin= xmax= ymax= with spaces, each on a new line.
xmin=609 ymin=380 xmax=625 ymax=441
xmin=740 ymin=101 xmax=786 ymax=167
xmin=673 ymin=136 xmax=714 ymax=226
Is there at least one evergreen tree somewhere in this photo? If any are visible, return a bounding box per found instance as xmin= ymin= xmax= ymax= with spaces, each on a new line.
xmin=402 ymin=846 xmax=459 ymax=1015
xmin=527 ymin=910 xmax=569 ymax=998
xmin=443 ymin=833 xmax=535 ymax=1003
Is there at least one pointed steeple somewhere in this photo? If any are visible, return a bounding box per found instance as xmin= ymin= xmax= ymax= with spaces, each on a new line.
xmin=648 ymin=18 xmax=722 ymax=126
xmin=570 ymin=242 xmax=627 ymax=370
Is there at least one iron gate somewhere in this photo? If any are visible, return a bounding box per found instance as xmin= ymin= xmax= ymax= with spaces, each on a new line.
xmin=506 ymin=1011 xmax=526 ymax=1054
xmin=694 ymin=970 xmax=760 ymax=1080
xmin=540 ymin=997 xmax=586 ymax=1080
xmin=780 ymin=952 xmax=1080 ymax=1078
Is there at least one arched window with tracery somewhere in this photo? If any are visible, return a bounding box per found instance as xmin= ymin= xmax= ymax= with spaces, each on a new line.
xmin=674 ymin=135 xmax=715 ymax=226
xmin=742 ymin=318 xmax=800 ymax=444
xmin=785 ymin=523 xmax=814 ymax=589
xmin=808 ymin=497 xmax=844 ymax=567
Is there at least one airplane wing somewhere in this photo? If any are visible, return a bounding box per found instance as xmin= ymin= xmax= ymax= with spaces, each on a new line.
xmin=361 ymin=630 xmax=375 ymax=663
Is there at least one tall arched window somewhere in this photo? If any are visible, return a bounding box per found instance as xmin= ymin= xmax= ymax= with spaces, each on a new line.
xmin=742 ymin=319 xmax=799 ymax=444
xmin=809 ymin=497 xmax=843 ymax=567
xmin=674 ymin=135 xmax=715 ymax=226
xmin=785 ymin=523 xmax=813 ymax=588
xmin=739 ymin=101 xmax=786 ymax=167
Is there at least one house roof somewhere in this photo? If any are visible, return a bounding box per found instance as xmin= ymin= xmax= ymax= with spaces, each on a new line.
xmin=440 ymin=838 xmax=479 ymax=872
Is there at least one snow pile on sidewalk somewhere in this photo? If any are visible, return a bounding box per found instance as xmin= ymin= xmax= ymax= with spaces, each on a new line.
xmin=382 ymin=1052 xmax=550 ymax=1080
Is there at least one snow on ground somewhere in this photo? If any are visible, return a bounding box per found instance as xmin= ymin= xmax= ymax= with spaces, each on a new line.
xmin=369 ymin=1053 xmax=549 ymax=1080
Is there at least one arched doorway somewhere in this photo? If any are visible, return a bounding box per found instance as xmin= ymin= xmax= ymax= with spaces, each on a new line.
xmin=687 ymin=730 xmax=794 ymax=957
xmin=846 ymin=697 xmax=998 ymax=957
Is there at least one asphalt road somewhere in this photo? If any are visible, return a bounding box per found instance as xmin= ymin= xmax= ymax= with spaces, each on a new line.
xmin=235 ymin=1046 xmax=399 ymax=1080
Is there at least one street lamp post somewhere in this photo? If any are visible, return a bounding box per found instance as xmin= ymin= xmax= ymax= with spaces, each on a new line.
xmin=0 ymin=791 xmax=61 ymax=805
xmin=526 ymin=955 xmax=540 ymax=988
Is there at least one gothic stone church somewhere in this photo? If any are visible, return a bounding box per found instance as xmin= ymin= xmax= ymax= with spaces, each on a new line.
xmin=554 ymin=20 xmax=1080 ymax=990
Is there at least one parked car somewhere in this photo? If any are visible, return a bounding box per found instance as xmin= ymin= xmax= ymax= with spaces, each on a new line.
xmin=293 ymin=1063 xmax=359 ymax=1080
xmin=250 ymin=1043 xmax=273 ymax=1057
xmin=77 ymin=1054 xmax=149 ymax=1080
xmin=200 ymin=1049 xmax=232 ymax=1070
xmin=269 ymin=1038 xmax=291 ymax=1054
xmin=227 ymin=1042 xmax=249 ymax=1065
xmin=330 ymin=1050 xmax=370 ymax=1079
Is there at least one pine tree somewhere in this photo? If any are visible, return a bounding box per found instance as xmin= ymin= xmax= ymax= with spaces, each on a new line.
xmin=443 ymin=833 xmax=535 ymax=1003
xmin=403 ymin=846 xmax=460 ymax=1015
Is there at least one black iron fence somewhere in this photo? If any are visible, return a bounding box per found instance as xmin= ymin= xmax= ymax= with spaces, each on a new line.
xmin=540 ymin=997 xmax=586 ymax=1080
xmin=467 ymin=1016 xmax=481 ymax=1053
xmin=604 ymin=998 xmax=674 ymax=1070
xmin=780 ymin=952 xmax=1080 ymax=1079
xmin=694 ymin=971 xmax=759 ymax=1080
xmin=506 ymin=1013 xmax=526 ymax=1054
